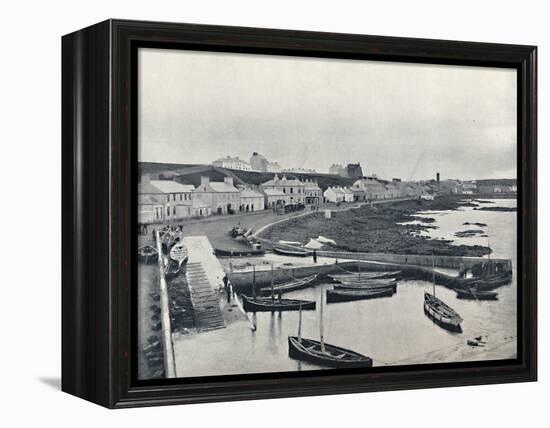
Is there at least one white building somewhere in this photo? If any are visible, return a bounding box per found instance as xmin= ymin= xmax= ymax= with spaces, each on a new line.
xmin=261 ymin=174 xmax=305 ymax=205
xmin=239 ymin=188 xmax=265 ymax=212
xmin=138 ymin=176 xmax=195 ymax=223
xmin=323 ymin=186 xmax=345 ymax=203
xmin=212 ymin=155 xmax=252 ymax=171
xmin=342 ymin=187 xmax=354 ymax=202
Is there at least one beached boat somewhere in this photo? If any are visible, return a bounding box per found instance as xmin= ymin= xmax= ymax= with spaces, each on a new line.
xmin=137 ymin=245 xmax=158 ymax=264
xmin=424 ymin=256 xmax=463 ymax=332
xmin=456 ymin=288 xmax=498 ymax=300
xmin=424 ymin=293 xmax=463 ymax=332
xmin=333 ymin=282 xmax=397 ymax=293
xmin=328 ymin=270 xmax=401 ymax=281
xmin=288 ymin=293 xmax=372 ymax=368
xmin=170 ymin=243 xmax=189 ymax=264
xmin=241 ymin=295 xmax=316 ymax=312
xmin=214 ymin=247 xmax=266 ymax=257
xmin=273 ymin=246 xmax=311 ymax=257
xmin=259 ymin=274 xmax=318 ymax=294
xmin=326 ymin=287 xmax=394 ymax=303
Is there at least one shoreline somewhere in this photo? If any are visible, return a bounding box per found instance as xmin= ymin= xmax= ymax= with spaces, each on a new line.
xmin=260 ymin=196 xmax=511 ymax=257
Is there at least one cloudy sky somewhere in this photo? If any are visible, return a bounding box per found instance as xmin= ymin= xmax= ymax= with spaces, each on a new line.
xmin=138 ymin=48 xmax=517 ymax=181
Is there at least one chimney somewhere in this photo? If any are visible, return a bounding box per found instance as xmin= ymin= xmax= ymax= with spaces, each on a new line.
xmin=224 ymin=176 xmax=234 ymax=186
xmin=200 ymin=176 xmax=210 ymax=189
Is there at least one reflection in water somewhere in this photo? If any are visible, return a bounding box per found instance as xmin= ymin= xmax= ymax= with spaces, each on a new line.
xmin=176 ymin=199 xmax=517 ymax=377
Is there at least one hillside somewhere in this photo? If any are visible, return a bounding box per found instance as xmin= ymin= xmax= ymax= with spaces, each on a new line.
xmin=138 ymin=162 xmax=355 ymax=190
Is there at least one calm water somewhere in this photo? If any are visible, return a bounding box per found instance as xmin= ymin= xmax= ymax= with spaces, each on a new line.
xmin=175 ymin=198 xmax=517 ymax=377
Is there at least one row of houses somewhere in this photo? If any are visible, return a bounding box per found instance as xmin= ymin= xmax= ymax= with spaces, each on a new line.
xmin=138 ymin=174 xmax=323 ymax=224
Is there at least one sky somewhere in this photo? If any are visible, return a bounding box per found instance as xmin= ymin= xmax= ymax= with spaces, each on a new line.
xmin=138 ymin=48 xmax=517 ymax=181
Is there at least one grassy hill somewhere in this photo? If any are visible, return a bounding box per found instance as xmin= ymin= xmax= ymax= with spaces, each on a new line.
xmin=138 ymin=162 xmax=355 ymax=190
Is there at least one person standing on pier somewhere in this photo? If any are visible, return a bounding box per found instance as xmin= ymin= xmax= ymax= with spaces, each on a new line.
xmin=312 ymin=249 xmax=317 ymax=263
xmin=222 ymin=274 xmax=231 ymax=302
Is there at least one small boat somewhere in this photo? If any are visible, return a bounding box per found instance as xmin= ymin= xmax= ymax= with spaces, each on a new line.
xmin=456 ymin=288 xmax=498 ymax=300
xmin=335 ymin=278 xmax=397 ymax=286
xmin=333 ymin=282 xmax=397 ymax=293
xmin=467 ymin=274 xmax=512 ymax=290
xmin=241 ymin=295 xmax=316 ymax=312
xmin=164 ymin=258 xmax=182 ymax=280
xmin=170 ymin=243 xmax=189 ymax=264
xmin=328 ymin=270 xmax=401 ymax=281
xmin=137 ymin=245 xmax=158 ymax=264
xmin=273 ymin=246 xmax=311 ymax=257
xmin=288 ymin=293 xmax=372 ymax=368
xmin=326 ymin=287 xmax=394 ymax=303
xmin=424 ymin=256 xmax=463 ymax=332
xmin=424 ymin=293 xmax=463 ymax=332
xmin=214 ymin=247 xmax=266 ymax=257
xmin=259 ymin=274 xmax=318 ymax=294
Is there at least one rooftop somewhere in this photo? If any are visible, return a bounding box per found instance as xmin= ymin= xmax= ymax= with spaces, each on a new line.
xmin=138 ymin=180 xmax=195 ymax=194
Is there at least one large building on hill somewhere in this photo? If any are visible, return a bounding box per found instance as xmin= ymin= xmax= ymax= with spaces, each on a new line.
xmin=329 ymin=164 xmax=346 ymax=176
xmin=138 ymin=176 xmax=195 ymax=223
xmin=212 ymin=155 xmax=252 ymax=171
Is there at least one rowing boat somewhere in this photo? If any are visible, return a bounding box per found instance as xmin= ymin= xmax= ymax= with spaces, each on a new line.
xmin=137 ymin=245 xmax=158 ymax=264
xmin=273 ymin=246 xmax=311 ymax=257
xmin=326 ymin=287 xmax=394 ymax=303
xmin=424 ymin=293 xmax=463 ymax=331
xmin=259 ymin=274 xmax=317 ymax=294
xmin=241 ymin=295 xmax=316 ymax=312
xmin=335 ymin=277 xmax=397 ymax=286
xmin=170 ymin=243 xmax=189 ymax=264
xmin=288 ymin=336 xmax=373 ymax=368
xmin=333 ymin=282 xmax=397 ymax=293
xmin=328 ymin=270 xmax=401 ymax=281
xmin=455 ymin=288 xmax=498 ymax=300
xmin=287 ymin=292 xmax=372 ymax=368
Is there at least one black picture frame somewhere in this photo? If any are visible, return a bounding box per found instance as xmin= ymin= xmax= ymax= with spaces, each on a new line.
xmin=62 ymin=19 xmax=537 ymax=408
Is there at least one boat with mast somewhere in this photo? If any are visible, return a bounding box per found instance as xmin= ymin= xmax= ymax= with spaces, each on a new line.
xmin=259 ymin=273 xmax=318 ymax=294
xmin=241 ymin=265 xmax=316 ymax=312
xmin=424 ymin=255 xmax=463 ymax=332
xmin=288 ymin=293 xmax=373 ymax=368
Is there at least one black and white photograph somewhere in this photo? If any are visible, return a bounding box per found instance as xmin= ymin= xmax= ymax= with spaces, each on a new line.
xmin=137 ymin=48 xmax=518 ymax=380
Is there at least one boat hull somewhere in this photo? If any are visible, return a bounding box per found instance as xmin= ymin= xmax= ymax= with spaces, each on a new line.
xmin=329 ymin=271 xmax=401 ymax=281
xmin=273 ymin=246 xmax=311 ymax=257
xmin=423 ymin=293 xmax=463 ymax=332
xmin=288 ymin=336 xmax=372 ymax=368
xmin=326 ymin=287 xmax=394 ymax=303
xmin=456 ymin=289 xmax=498 ymax=300
xmin=334 ymin=282 xmax=397 ymax=293
xmin=241 ymin=296 xmax=316 ymax=312
xmin=137 ymin=246 xmax=159 ymax=265
xmin=259 ymin=274 xmax=318 ymax=294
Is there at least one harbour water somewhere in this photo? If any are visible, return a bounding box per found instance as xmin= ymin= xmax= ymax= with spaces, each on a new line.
xmin=173 ymin=198 xmax=518 ymax=377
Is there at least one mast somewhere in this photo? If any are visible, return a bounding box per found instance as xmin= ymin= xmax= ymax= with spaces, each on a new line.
xmin=358 ymin=262 xmax=361 ymax=280
xmin=432 ymin=254 xmax=436 ymax=296
xmin=270 ymin=264 xmax=274 ymax=302
xmin=297 ymin=303 xmax=302 ymax=343
xmin=252 ymin=265 xmax=256 ymax=301
xmin=320 ymin=290 xmax=326 ymax=352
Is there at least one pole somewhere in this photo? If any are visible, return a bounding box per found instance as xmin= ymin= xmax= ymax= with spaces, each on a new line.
xmin=252 ymin=265 xmax=256 ymax=301
xmin=320 ymin=291 xmax=325 ymax=353
xmin=270 ymin=264 xmax=274 ymax=302
xmin=432 ymin=254 xmax=436 ymax=296
xmin=298 ymin=303 xmax=302 ymax=343
xmin=358 ymin=262 xmax=361 ymax=280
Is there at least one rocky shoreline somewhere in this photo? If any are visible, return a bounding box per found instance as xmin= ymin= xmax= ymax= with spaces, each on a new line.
xmin=261 ymin=196 xmax=492 ymax=257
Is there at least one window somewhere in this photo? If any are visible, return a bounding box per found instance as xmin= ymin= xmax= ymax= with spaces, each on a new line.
xmin=166 ymin=206 xmax=170 ymax=216
xmin=180 ymin=194 xmax=183 ymax=201
xmin=173 ymin=206 xmax=176 ymax=216
xmin=290 ymin=188 xmax=293 ymax=194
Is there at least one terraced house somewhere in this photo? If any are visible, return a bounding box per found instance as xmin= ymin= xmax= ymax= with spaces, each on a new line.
xmin=192 ymin=176 xmax=241 ymax=215
xmin=137 ymin=175 xmax=194 ymax=223
xmin=261 ymin=174 xmax=305 ymax=205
